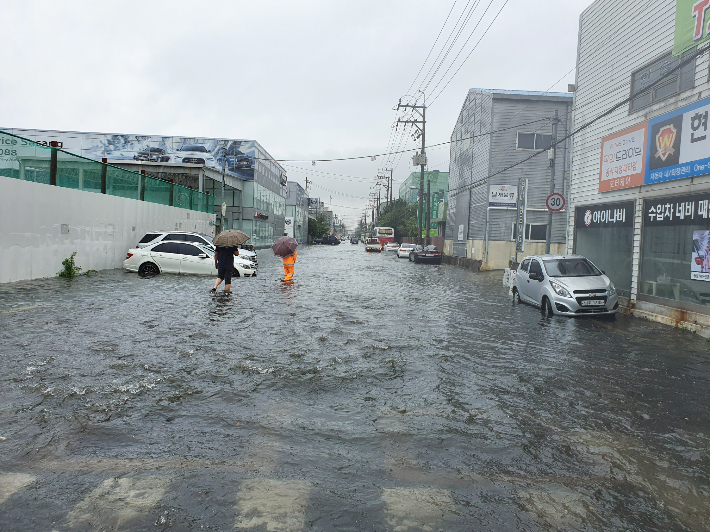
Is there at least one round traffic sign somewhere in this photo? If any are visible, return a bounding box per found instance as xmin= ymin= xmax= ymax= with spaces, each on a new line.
xmin=546 ymin=193 xmax=565 ymax=212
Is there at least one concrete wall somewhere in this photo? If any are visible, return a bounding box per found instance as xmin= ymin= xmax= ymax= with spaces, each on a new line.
xmin=0 ymin=176 xmax=215 ymax=283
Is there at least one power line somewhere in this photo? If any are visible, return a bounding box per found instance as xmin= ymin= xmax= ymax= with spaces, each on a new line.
xmin=447 ymin=42 xmax=710 ymax=197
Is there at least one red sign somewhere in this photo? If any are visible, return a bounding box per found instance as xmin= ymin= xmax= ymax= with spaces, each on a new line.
xmin=546 ymin=193 xmax=565 ymax=212
xmin=599 ymin=121 xmax=648 ymax=192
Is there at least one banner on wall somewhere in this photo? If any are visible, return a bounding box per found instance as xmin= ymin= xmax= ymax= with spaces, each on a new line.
xmin=0 ymin=128 xmax=257 ymax=180
xmin=599 ymin=122 xmax=648 ymax=192
xmin=575 ymin=202 xmax=635 ymax=228
xmin=643 ymin=192 xmax=710 ymax=226
xmin=644 ymin=96 xmax=710 ymax=185
xmin=673 ymin=0 xmax=710 ymax=55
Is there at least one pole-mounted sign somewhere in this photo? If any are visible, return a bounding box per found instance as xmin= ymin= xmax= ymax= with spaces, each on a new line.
xmin=516 ymin=178 xmax=528 ymax=252
xmin=546 ymin=193 xmax=565 ymax=212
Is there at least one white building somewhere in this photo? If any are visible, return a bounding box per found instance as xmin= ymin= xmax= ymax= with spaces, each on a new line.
xmin=569 ymin=0 xmax=710 ymax=335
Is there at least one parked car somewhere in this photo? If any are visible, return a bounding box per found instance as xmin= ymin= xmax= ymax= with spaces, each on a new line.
xmin=512 ymin=254 xmax=618 ymax=317
xmin=350 ymin=237 xmax=359 ymax=244
xmin=365 ymin=238 xmax=382 ymax=252
xmin=397 ymin=243 xmax=417 ymax=258
xmin=123 ymin=241 xmax=256 ymax=277
xmin=314 ymin=235 xmax=341 ymax=245
xmin=133 ymin=147 xmax=170 ymax=162
xmin=172 ymin=145 xmax=215 ymax=166
xmin=137 ymin=231 xmax=215 ymax=249
xmin=409 ymin=245 xmax=442 ymax=264
xmin=384 ymin=242 xmax=400 ymax=252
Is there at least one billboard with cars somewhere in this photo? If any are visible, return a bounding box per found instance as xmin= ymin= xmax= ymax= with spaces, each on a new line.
xmin=0 ymin=127 xmax=257 ymax=180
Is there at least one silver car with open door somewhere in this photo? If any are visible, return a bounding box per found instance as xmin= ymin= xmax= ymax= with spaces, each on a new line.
xmin=512 ymin=254 xmax=619 ymax=317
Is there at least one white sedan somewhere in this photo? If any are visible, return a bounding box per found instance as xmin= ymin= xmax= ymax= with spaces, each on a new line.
xmin=384 ymin=242 xmax=400 ymax=251
xmin=397 ymin=243 xmax=417 ymax=258
xmin=123 ymin=241 xmax=256 ymax=277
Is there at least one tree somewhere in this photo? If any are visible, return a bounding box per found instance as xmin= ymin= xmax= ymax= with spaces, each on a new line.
xmin=308 ymin=215 xmax=330 ymax=238
xmin=376 ymin=198 xmax=419 ymax=241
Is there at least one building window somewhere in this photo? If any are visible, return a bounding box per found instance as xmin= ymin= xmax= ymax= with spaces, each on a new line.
xmin=517 ymin=132 xmax=552 ymax=151
xmin=630 ymin=50 xmax=696 ymax=112
xmin=526 ymin=224 xmax=547 ymax=241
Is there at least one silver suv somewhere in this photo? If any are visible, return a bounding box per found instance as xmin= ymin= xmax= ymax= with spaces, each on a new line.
xmin=512 ymin=254 xmax=619 ymax=317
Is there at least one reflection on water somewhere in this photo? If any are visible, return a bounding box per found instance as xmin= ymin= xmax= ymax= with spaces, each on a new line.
xmin=0 ymin=245 xmax=708 ymax=530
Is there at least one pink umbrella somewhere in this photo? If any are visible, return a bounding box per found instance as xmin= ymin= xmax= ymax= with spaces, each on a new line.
xmin=272 ymin=236 xmax=298 ymax=258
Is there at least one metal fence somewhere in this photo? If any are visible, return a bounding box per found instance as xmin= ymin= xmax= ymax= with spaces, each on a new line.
xmin=0 ymin=130 xmax=213 ymax=213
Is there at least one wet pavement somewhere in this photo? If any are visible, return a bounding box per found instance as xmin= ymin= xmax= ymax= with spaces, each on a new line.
xmin=0 ymin=243 xmax=709 ymax=531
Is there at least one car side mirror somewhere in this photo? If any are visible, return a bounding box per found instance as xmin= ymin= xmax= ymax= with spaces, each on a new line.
xmin=198 ymin=253 xmax=208 ymax=258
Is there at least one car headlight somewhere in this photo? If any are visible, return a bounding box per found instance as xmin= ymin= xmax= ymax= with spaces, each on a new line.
xmin=608 ymin=282 xmax=616 ymax=296
xmin=549 ymin=280 xmax=571 ymax=298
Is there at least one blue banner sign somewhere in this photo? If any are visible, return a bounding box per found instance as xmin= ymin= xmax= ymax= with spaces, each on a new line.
xmin=645 ymin=96 xmax=710 ymax=185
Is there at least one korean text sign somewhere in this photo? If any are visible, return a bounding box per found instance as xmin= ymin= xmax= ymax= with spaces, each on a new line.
xmin=673 ymin=0 xmax=710 ymax=56
xmin=599 ymin=122 xmax=648 ymax=192
xmin=645 ymin=97 xmax=710 ymax=185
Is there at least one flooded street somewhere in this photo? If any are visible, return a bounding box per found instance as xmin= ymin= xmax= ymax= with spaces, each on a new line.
xmin=1 ymin=244 xmax=709 ymax=531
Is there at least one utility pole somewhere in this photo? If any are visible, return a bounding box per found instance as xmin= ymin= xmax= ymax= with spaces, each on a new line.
xmin=389 ymin=168 xmax=394 ymax=203
xmin=545 ymin=109 xmax=559 ymax=255
xmin=425 ymin=179 xmax=431 ymax=246
xmin=397 ymin=94 xmax=426 ymax=246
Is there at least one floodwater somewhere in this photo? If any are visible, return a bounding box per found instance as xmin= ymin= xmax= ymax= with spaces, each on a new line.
xmin=0 ymin=244 xmax=708 ymax=531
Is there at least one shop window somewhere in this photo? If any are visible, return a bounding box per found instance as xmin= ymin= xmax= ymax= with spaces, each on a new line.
xmin=640 ymin=195 xmax=710 ymax=311
xmin=526 ymin=224 xmax=547 ymax=241
xmin=630 ymin=50 xmax=696 ymax=112
xmin=574 ymin=202 xmax=634 ymax=297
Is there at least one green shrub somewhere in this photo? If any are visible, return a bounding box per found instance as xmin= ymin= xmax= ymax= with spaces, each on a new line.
xmin=58 ymin=252 xmax=82 ymax=278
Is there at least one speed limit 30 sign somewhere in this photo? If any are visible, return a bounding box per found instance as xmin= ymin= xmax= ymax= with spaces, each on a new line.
xmin=546 ymin=193 xmax=565 ymax=212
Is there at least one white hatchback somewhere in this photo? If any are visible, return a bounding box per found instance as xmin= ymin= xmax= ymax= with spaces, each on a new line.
xmin=397 ymin=243 xmax=417 ymax=258
xmin=123 ymin=241 xmax=256 ymax=277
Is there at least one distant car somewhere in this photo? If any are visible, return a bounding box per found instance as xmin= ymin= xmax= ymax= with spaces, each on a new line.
xmin=172 ymin=145 xmax=215 ymax=166
xmin=350 ymin=237 xmax=359 ymax=244
xmin=397 ymin=243 xmax=416 ymax=258
xmin=133 ymin=147 xmax=170 ymax=162
xmin=512 ymin=254 xmax=618 ymax=317
xmin=365 ymin=238 xmax=382 ymax=252
xmin=409 ymin=245 xmax=442 ymax=264
xmin=123 ymin=241 xmax=255 ymax=277
xmin=314 ymin=235 xmax=341 ymax=245
xmin=384 ymin=242 xmax=400 ymax=252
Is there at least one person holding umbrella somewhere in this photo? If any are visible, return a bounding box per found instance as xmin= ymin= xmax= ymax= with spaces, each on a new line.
xmin=272 ymin=236 xmax=298 ymax=282
xmin=211 ymin=229 xmax=250 ymax=293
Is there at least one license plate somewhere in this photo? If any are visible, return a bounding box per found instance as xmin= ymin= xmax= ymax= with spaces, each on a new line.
xmin=581 ymin=299 xmax=604 ymax=306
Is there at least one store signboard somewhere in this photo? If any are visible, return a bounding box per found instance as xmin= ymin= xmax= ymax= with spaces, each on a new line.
xmin=516 ymin=178 xmax=528 ymax=252
xmin=284 ymin=216 xmax=294 ymax=237
xmin=644 ymin=96 xmax=710 ymax=185
xmin=489 ymin=184 xmax=517 ymax=207
xmin=643 ymin=192 xmax=710 ymax=226
xmin=673 ymin=0 xmax=710 ymax=55
xmin=308 ymin=197 xmax=319 ymax=207
xmin=599 ymin=122 xmax=648 ymax=192
xmin=576 ymin=202 xmax=635 ymax=229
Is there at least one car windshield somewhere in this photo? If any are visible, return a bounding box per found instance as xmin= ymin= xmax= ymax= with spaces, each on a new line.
xmin=543 ymin=258 xmax=602 ymax=277
xmin=181 ymin=145 xmax=208 ymax=152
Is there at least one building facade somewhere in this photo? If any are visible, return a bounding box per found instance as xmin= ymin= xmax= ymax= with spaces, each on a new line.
xmin=568 ymin=0 xmax=710 ymax=335
xmin=0 ymin=127 xmax=287 ymax=248
xmin=445 ymin=89 xmax=573 ymax=269
xmin=285 ymin=181 xmax=309 ymax=244
xmin=398 ymin=170 xmax=449 ymax=236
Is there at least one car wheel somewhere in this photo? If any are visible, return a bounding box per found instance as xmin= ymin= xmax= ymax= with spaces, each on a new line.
xmin=138 ymin=262 xmax=159 ymax=275
xmin=233 ymin=268 xmax=241 ymax=278
xmin=512 ymin=287 xmax=520 ymax=304
xmin=542 ymin=296 xmax=554 ymax=317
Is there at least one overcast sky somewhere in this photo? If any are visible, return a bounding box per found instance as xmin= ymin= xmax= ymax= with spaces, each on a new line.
xmin=1 ymin=0 xmax=591 ymax=226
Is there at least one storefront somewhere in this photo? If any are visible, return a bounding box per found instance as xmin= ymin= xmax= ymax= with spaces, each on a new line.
xmin=639 ymin=193 xmax=710 ymax=311
xmin=574 ymin=202 xmax=634 ymax=297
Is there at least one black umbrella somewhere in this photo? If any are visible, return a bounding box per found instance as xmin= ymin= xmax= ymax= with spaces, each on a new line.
xmin=272 ymin=236 xmax=298 ymax=258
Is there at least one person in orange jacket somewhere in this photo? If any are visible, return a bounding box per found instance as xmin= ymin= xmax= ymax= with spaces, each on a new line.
xmin=282 ymin=252 xmax=297 ymax=282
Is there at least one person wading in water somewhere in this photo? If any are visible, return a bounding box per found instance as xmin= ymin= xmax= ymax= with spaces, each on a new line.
xmin=211 ymin=246 xmax=239 ymax=293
